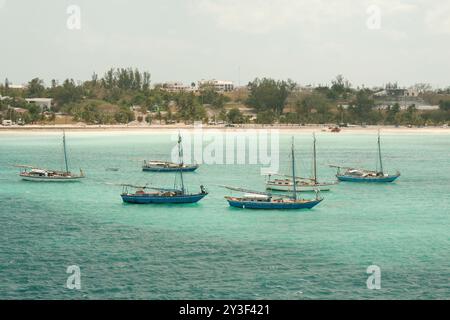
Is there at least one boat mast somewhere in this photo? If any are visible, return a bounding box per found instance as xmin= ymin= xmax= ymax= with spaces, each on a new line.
xmin=313 ymin=133 xmax=317 ymax=184
xmin=178 ymin=133 xmax=185 ymax=194
xmin=291 ymin=137 xmax=297 ymax=200
xmin=62 ymin=131 xmax=69 ymax=173
xmin=377 ymin=130 xmax=384 ymax=174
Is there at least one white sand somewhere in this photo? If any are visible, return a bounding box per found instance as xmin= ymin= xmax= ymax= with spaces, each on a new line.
xmin=0 ymin=124 xmax=449 ymax=135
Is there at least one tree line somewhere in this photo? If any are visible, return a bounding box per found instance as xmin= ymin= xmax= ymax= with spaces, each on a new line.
xmin=1 ymin=71 xmax=449 ymax=126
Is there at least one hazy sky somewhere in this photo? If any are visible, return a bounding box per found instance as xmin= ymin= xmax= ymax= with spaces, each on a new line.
xmin=1 ymin=0 xmax=449 ymax=88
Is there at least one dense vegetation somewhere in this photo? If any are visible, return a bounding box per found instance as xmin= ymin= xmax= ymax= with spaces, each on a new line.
xmin=1 ymin=70 xmax=449 ymax=126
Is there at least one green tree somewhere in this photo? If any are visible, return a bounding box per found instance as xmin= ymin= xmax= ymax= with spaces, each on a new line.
xmin=256 ymin=110 xmax=276 ymax=124
xmin=27 ymin=78 xmax=46 ymax=98
xmin=114 ymin=107 xmax=135 ymax=124
xmin=174 ymin=92 xmax=201 ymax=121
xmin=386 ymin=103 xmax=401 ymax=124
xmin=349 ymin=90 xmax=375 ymax=122
xmin=227 ymin=108 xmax=244 ymax=124
xmin=27 ymin=104 xmax=42 ymax=124
xmin=439 ymin=100 xmax=450 ymax=111
xmin=246 ymin=78 xmax=296 ymax=115
xmin=52 ymin=79 xmax=83 ymax=106
xmin=293 ymin=92 xmax=332 ymax=123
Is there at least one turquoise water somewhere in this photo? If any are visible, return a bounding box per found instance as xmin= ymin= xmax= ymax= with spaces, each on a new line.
xmin=0 ymin=131 xmax=449 ymax=300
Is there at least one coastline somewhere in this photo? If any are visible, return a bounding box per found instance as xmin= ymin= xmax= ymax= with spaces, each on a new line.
xmin=0 ymin=124 xmax=449 ymax=135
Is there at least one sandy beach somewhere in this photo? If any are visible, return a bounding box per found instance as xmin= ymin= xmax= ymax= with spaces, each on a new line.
xmin=0 ymin=124 xmax=449 ymax=135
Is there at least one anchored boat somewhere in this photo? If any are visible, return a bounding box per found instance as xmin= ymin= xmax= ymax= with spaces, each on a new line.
xmin=122 ymin=134 xmax=208 ymax=204
xmin=17 ymin=131 xmax=85 ymax=182
xmin=330 ymin=131 xmax=400 ymax=183
xmin=143 ymin=161 xmax=198 ymax=172
xmin=266 ymin=133 xmax=338 ymax=192
xmin=224 ymin=138 xmax=323 ymax=210
xmin=121 ymin=185 xmax=207 ymax=204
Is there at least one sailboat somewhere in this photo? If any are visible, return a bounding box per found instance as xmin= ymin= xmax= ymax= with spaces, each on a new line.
xmin=330 ymin=131 xmax=400 ymax=183
xmin=121 ymin=134 xmax=208 ymax=204
xmin=142 ymin=160 xmax=199 ymax=172
xmin=224 ymin=138 xmax=323 ymax=210
xmin=17 ymin=131 xmax=85 ymax=182
xmin=266 ymin=133 xmax=338 ymax=192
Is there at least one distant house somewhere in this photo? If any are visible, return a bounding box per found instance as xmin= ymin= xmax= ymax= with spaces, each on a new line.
xmin=198 ymin=79 xmax=234 ymax=92
xmin=161 ymin=82 xmax=195 ymax=93
xmin=404 ymin=88 xmax=419 ymax=97
xmin=25 ymin=98 xmax=52 ymax=111
xmin=374 ymin=85 xmax=421 ymax=98
xmin=375 ymin=83 xmax=421 ymax=98
xmin=8 ymin=84 xmax=26 ymax=90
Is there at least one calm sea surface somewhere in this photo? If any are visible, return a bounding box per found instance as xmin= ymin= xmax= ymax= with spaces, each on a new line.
xmin=0 ymin=131 xmax=449 ymax=299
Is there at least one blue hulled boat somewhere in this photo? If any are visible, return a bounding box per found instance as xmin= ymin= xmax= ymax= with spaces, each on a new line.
xmin=224 ymin=138 xmax=323 ymax=210
xmin=335 ymin=173 xmax=400 ymax=183
xmin=121 ymin=134 xmax=208 ymax=205
xmin=121 ymin=186 xmax=207 ymax=204
xmin=225 ymin=193 xmax=322 ymax=210
xmin=331 ymin=131 xmax=400 ymax=183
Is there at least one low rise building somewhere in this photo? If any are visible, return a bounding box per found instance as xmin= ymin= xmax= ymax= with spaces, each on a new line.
xmin=161 ymin=82 xmax=195 ymax=93
xmin=25 ymin=98 xmax=52 ymax=111
xmin=198 ymin=79 xmax=234 ymax=92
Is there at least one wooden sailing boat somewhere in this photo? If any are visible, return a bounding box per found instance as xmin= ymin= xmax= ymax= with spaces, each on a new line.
xmin=17 ymin=131 xmax=85 ymax=182
xmin=142 ymin=160 xmax=199 ymax=172
xmin=266 ymin=133 xmax=338 ymax=192
xmin=224 ymin=138 xmax=323 ymax=210
xmin=121 ymin=134 xmax=208 ymax=204
xmin=330 ymin=131 xmax=400 ymax=183
xmin=142 ymin=139 xmax=199 ymax=173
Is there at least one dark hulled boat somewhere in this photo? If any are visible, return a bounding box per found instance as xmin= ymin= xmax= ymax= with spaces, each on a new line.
xmin=224 ymin=138 xmax=323 ymax=210
xmin=331 ymin=131 xmax=400 ymax=183
xmin=122 ymin=134 xmax=208 ymax=204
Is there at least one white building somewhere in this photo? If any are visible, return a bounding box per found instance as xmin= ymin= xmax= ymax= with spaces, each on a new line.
xmin=198 ymin=79 xmax=234 ymax=92
xmin=8 ymin=84 xmax=26 ymax=89
xmin=161 ymin=82 xmax=195 ymax=93
xmin=25 ymin=98 xmax=52 ymax=111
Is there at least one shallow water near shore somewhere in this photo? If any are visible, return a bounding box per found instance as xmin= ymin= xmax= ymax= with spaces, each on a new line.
xmin=0 ymin=131 xmax=449 ymax=299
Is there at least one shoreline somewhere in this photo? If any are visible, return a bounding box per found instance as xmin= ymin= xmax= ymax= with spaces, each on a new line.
xmin=0 ymin=124 xmax=449 ymax=134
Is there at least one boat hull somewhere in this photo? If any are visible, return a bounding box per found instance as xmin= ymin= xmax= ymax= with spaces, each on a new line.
xmin=20 ymin=175 xmax=84 ymax=182
xmin=266 ymin=183 xmax=335 ymax=192
xmin=121 ymin=193 xmax=207 ymax=204
xmin=226 ymin=198 xmax=322 ymax=210
xmin=142 ymin=165 xmax=199 ymax=172
xmin=337 ymin=174 xmax=400 ymax=183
